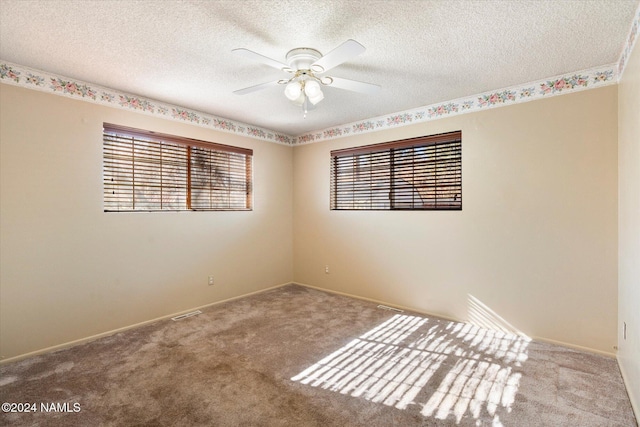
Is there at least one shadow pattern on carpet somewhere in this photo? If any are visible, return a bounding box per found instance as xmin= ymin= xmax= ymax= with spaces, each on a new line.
xmin=0 ymin=285 xmax=637 ymax=426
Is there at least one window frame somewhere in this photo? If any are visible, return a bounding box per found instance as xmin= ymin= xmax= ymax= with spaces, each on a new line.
xmin=103 ymin=123 xmax=253 ymax=212
xmin=330 ymin=131 xmax=462 ymax=211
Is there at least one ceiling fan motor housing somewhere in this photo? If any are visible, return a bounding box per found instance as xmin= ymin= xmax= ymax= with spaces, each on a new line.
xmin=285 ymin=48 xmax=323 ymax=72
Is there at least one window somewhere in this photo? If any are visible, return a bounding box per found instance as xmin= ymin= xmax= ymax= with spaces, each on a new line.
xmin=330 ymin=131 xmax=461 ymax=210
xmin=103 ymin=123 xmax=252 ymax=211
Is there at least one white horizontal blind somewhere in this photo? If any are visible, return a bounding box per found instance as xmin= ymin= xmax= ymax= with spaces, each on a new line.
xmin=103 ymin=124 xmax=252 ymax=211
xmin=331 ymin=131 xmax=461 ymax=210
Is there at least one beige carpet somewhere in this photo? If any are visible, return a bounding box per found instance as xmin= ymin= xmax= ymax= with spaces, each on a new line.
xmin=0 ymin=284 xmax=637 ymax=426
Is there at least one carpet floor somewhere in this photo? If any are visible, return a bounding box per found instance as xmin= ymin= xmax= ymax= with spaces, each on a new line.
xmin=0 ymin=284 xmax=637 ymax=426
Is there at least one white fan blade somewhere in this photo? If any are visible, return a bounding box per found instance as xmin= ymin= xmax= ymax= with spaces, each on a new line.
xmin=311 ymin=39 xmax=365 ymax=73
xmin=327 ymin=77 xmax=381 ymax=95
xmin=232 ymin=48 xmax=290 ymax=71
xmin=233 ymin=80 xmax=280 ymax=95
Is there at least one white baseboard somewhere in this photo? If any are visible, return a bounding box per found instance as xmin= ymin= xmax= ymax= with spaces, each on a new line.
xmin=2 ymin=281 xmax=616 ymax=364
xmin=530 ymin=335 xmax=616 ymax=358
xmin=617 ymin=356 xmax=640 ymax=422
xmin=293 ymin=281 xmax=459 ymax=322
xmin=0 ymin=282 xmax=293 ymax=365
xmin=293 ymin=282 xmax=616 ymax=358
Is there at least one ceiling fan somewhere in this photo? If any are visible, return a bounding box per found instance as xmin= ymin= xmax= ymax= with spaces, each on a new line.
xmin=232 ymin=39 xmax=380 ymax=116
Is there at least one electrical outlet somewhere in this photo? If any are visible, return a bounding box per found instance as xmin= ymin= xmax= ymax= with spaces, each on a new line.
xmin=325 ymin=265 xmax=329 ymax=274
xmin=208 ymin=276 xmax=215 ymax=286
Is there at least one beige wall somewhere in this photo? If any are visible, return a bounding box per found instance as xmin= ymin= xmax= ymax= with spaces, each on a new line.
xmin=0 ymin=85 xmax=293 ymax=360
xmin=618 ymin=39 xmax=640 ymax=414
xmin=293 ymin=86 xmax=619 ymax=354
xmin=0 ymin=78 xmax=623 ymax=360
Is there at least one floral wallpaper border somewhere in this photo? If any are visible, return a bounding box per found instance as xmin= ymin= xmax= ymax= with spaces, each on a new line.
xmin=0 ymin=1 xmax=637 ymax=147
xmin=296 ymin=1 xmax=638 ymax=145
xmin=293 ymin=64 xmax=618 ymax=145
xmin=0 ymin=61 xmax=295 ymax=146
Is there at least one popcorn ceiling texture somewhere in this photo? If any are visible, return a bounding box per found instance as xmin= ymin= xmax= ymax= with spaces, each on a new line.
xmin=0 ymin=0 xmax=638 ymax=138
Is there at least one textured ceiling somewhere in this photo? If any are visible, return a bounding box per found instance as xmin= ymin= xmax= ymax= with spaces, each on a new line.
xmin=0 ymin=0 xmax=638 ymax=136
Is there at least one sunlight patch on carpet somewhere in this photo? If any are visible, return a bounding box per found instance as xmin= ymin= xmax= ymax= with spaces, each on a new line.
xmin=291 ymin=314 xmax=530 ymax=424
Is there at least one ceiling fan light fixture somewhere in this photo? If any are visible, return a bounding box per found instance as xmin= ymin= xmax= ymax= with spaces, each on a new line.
xmin=284 ymin=81 xmax=302 ymax=101
xmin=307 ymin=90 xmax=324 ymax=105
xmin=304 ymin=79 xmax=324 ymax=105
xmin=304 ymin=80 xmax=322 ymax=97
xmin=292 ymin=92 xmax=306 ymax=106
